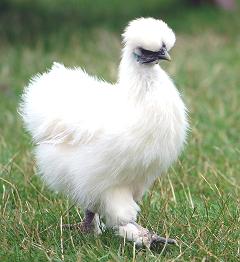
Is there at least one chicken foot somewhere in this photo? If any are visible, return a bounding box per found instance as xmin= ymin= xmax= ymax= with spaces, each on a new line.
xmin=118 ymin=221 xmax=177 ymax=249
xmin=63 ymin=211 xmax=176 ymax=249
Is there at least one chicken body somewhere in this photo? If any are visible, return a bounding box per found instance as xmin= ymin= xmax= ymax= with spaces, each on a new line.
xmin=20 ymin=18 xmax=188 ymax=246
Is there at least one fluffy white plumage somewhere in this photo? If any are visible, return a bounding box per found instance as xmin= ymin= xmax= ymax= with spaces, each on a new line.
xmin=20 ymin=17 xmax=188 ymax=241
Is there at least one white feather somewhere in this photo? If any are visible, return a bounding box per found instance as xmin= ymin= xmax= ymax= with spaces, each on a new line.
xmin=20 ymin=17 xmax=188 ymax=227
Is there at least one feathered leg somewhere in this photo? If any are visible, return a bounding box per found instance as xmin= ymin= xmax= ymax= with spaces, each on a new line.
xmin=101 ymin=187 xmax=176 ymax=249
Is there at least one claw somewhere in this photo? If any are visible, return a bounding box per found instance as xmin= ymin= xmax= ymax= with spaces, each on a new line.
xmin=150 ymin=233 xmax=177 ymax=245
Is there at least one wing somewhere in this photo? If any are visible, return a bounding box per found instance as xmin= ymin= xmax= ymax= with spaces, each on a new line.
xmin=20 ymin=62 xmax=114 ymax=145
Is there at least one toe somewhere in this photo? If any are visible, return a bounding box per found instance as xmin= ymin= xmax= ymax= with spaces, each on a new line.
xmin=150 ymin=233 xmax=177 ymax=249
xmin=151 ymin=234 xmax=177 ymax=244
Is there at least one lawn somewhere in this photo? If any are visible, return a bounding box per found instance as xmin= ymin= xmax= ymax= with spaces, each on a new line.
xmin=0 ymin=1 xmax=240 ymax=261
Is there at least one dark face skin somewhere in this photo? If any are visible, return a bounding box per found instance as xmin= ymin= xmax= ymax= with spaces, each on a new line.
xmin=134 ymin=44 xmax=171 ymax=64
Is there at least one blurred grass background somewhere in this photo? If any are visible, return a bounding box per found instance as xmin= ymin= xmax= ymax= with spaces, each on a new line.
xmin=0 ymin=0 xmax=240 ymax=261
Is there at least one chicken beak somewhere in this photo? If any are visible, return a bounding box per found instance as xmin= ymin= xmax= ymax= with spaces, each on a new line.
xmin=158 ymin=48 xmax=171 ymax=61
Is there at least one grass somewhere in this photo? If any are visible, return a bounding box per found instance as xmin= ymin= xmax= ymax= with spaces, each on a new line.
xmin=0 ymin=1 xmax=240 ymax=261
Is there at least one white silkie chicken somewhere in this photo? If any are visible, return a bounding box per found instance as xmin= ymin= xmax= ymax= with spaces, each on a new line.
xmin=20 ymin=17 xmax=188 ymax=248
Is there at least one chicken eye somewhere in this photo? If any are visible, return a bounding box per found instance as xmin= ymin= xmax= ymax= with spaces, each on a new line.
xmin=140 ymin=48 xmax=155 ymax=56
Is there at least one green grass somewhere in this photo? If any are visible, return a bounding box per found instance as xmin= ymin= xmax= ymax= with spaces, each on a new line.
xmin=0 ymin=1 xmax=240 ymax=261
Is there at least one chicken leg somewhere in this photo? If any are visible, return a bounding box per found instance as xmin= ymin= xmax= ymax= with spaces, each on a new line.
xmin=102 ymin=187 xmax=176 ymax=248
xmin=63 ymin=210 xmax=103 ymax=234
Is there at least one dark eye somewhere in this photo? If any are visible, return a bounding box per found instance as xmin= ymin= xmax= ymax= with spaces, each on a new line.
xmin=139 ymin=48 xmax=157 ymax=56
